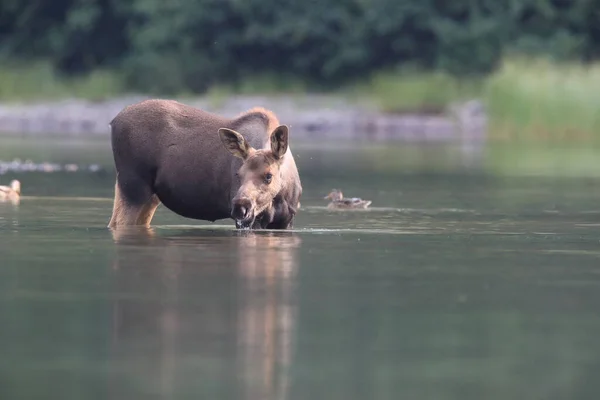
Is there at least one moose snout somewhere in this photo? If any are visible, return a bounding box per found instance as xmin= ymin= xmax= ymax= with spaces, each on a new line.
xmin=231 ymin=197 xmax=254 ymax=222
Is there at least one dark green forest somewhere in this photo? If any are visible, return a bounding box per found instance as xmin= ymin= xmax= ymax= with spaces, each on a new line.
xmin=2 ymin=0 xmax=599 ymax=94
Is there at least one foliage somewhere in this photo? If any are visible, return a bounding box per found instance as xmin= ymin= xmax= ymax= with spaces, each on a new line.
xmin=3 ymin=0 xmax=600 ymax=94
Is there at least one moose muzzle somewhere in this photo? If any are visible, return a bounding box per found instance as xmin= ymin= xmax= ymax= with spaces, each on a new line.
xmin=231 ymin=197 xmax=255 ymax=229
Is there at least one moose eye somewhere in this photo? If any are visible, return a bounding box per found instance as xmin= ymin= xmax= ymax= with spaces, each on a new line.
xmin=264 ymin=172 xmax=273 ymax=184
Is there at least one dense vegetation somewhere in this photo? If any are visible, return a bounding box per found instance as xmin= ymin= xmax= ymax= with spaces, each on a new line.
xmin=2 ymin=0 xmax=600 ymax=95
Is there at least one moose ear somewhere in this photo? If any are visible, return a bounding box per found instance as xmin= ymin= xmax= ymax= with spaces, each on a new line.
xmin=219 ymin=128 xmax=253 ymax=159
xmin=270 ymin=125 xmax=289 ymax=159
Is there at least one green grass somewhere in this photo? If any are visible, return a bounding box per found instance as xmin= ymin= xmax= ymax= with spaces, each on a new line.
xmin=202 ymin=73 xmax=312 ymax=109
xmin=365 ymin=58 xmax=600 ymax=144
xmin=0 ymin=61 xmax=125 ymax=103
xmin=484 ymin=58 xmax=600 ymax=143
xmin=357 ymin=68 xmax=483 ymax=114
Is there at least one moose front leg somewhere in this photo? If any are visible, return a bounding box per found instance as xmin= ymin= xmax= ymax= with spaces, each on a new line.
xmin=252 ymin=206 xmax=275 ymax=229
xmin=266 ymin=197 xmax=296 ymax=229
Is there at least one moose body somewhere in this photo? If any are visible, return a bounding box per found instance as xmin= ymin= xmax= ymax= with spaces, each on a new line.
xmin=108 ymin=99 xmax=302 ymax=230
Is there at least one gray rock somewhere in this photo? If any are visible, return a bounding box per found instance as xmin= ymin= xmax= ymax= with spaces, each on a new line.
xmin=0 ymin=95 xmax=487 ymax=144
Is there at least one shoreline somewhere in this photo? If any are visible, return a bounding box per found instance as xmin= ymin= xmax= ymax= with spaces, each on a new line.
xmin=0 ymin=95 xmax=487 ymax=143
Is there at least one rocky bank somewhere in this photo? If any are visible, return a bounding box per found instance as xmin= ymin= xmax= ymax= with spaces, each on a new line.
xmin=0 ymin=95 xmax=487 ymax=143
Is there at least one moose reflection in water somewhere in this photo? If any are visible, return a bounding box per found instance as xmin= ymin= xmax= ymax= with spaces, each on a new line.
xmin=109 ymin=229 xmax=301 ymax=399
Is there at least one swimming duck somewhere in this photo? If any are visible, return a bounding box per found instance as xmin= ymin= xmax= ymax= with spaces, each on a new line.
xmin=0 ymin=179 xmax=21 ymax=204
xmin=324 ymin=189 xmax=372 ymax=209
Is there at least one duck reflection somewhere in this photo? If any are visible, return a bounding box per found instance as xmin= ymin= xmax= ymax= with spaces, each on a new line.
xmin=109 ymin=228 xmax=301 ymax=400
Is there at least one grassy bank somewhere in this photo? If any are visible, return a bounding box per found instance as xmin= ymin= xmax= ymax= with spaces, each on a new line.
xmin=2 ymin=58 xmax=600 ymax=144
xmin=0 ymin=62 xmax=124 ymax=102
xmin=365 ymin=58 xmax=600 ymax=144
xmin=485 ymin=58 xmax=600 ymax=144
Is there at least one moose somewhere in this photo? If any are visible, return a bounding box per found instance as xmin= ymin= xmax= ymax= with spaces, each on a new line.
xmin=107 ymin=99 xmax=302 ymax=230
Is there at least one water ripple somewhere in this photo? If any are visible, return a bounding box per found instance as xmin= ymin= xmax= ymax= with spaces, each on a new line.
xmin=0 ymin=158 xmax=103 ymax=174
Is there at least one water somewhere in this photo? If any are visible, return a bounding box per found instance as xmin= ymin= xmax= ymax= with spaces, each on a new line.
xmin=2 ymin=136 xmax=600 ymax=400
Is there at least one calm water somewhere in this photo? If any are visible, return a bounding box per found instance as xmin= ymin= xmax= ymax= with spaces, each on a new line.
xmin=1 ymin=136 xmax=600 ymax=400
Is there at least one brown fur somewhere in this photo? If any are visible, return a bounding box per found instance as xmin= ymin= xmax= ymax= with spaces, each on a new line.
xmin=234 ymin=151 xmax=284 ymax=219
xmin=108 ymin=181 xmax=161 ymax=227
xmin=108 ymin=99 xmax=302 ymax=230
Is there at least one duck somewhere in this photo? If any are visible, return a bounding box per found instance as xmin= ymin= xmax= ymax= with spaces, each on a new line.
xmin=0 ymin=179 xmax=21 ymax=204
xmin=323 ymin=189 xmax=372 ymax=209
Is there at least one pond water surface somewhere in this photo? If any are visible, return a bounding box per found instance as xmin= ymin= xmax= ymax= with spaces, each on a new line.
xmin=1 ymin=136 xmax=600 ymax=400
